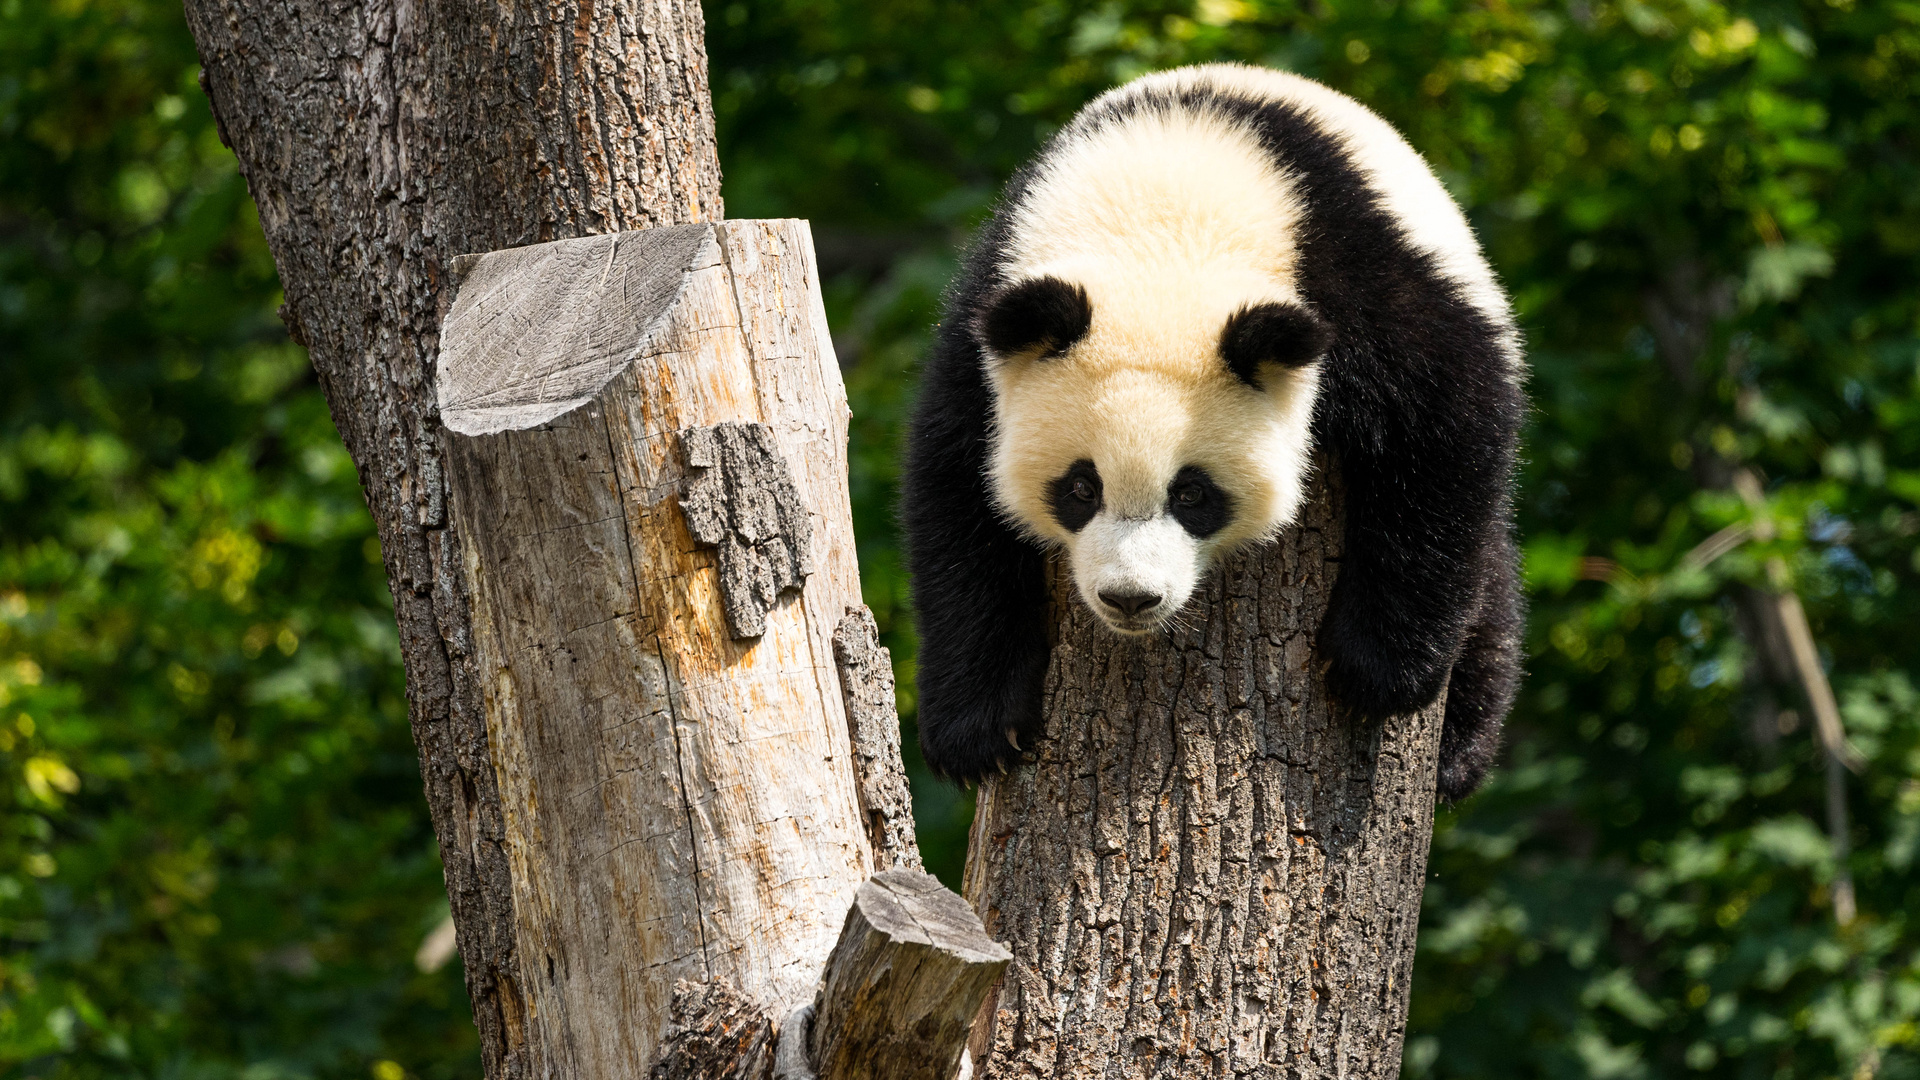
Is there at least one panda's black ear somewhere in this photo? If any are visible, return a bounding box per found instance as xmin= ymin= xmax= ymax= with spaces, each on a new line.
xmin=1220 ymin=302 xmax=1333 ymax=389
xmin=976 ymin=276 xmax=1092 ymax=360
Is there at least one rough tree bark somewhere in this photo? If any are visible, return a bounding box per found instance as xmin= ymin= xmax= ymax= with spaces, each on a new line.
xmin=183 ymin=1 xmax=916 ymax=1076
xmin=965 ymin=468 xmax=1447 ymax=1080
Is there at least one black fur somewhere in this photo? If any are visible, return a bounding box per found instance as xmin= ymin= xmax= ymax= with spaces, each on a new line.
xmin=977 ymin=276 xmax=1092 ymax=359
xmin=1220 ymin=301 xmax=1333 ymax=387
xmin=901 ymin=170 xmax=1054 ymax=783
xmin=1167 ymin=465 xmax=1233 ymax=539
xmin=1047 ymin=460 xmax=1103 ymax=532
xmin=902 ymin=74 xmax=1526 ymax=794
xmin=1436 ymin=522 xmax=1524 ymax=802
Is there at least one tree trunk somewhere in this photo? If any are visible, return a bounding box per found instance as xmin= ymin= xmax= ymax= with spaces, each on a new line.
xmin=963 ymin=467 xmax=1446 ymax=1079
xmin=435 ymin=220 xmax=886 ymax=1071
xmin=183 ymin=2 xmax=908 ymax=1076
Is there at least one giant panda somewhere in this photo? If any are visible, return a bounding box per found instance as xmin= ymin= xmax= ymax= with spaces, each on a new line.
xmin=901 ymin=63 xmax=1526 ymax=801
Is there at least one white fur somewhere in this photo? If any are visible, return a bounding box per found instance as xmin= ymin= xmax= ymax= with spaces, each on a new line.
xmin=983 ymin=64 xmax=1513 ymax=634
xmin=1069 ymin=514 xmax=1213 ymax=633
xmin=1111 ymin=64 xmax=1523 ymax=370
xmin=986 ymin=97 xmax=1322 ymax=545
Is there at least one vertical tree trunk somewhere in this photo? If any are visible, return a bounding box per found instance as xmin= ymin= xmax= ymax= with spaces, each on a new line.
xmin=964 ymin=469 xmax=1446 ymax=1079
xmin=435 ymin=220 xmax=883 ymax=1071
xmin=182 ymin=2 xmax=904 ymax=1077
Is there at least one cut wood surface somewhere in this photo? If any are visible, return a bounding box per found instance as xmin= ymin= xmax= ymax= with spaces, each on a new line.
xmin=438 ymin=219 xmax=879 ymax=1071
xmin=965 ymin=468 xmax=1446 ymax=1080
xmin=808 ymin=870 xmax=1013 ymax=1080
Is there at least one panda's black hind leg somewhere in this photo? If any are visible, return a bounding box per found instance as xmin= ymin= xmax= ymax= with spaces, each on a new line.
xmin=1435 ymin=527 xmax=1523 ymax=802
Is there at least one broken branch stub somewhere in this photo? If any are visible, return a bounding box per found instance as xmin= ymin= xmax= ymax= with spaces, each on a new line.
xmin=680 ymin=422 xmax=815 ymax=639
xmin=808 ymin=870 xmax=1012 ymax=1080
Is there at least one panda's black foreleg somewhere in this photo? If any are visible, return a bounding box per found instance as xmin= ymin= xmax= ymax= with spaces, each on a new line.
xmin=901 ymin=331 xmax=1051 ymax=785
xmin=1435 ymin=524 xmax=1523 ymax=801
xmin=1315 ymin=368 xmax=1522 ymax=777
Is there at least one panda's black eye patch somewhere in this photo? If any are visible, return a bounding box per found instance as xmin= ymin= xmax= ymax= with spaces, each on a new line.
xmin=978 ymin=276 xmax=1093 ymax=360
xmin=1219 ymin=301 xmax=1333 ymax=389
xmin=1167 ymin=465 xmax=1233 ymax=538
xmin=1048 ymin=459 xmax=1102 ymax=533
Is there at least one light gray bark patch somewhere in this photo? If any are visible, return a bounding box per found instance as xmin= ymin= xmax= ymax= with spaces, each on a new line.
xmin=680 ymin=422 xmax=815 ymax=639
xmin=649 ymin=978 xmax=774 ymax=1080
xmin=437 ymin=225 xmax=715 ymax=436
xmin=832 ymin=607 xmax=923 ymax=873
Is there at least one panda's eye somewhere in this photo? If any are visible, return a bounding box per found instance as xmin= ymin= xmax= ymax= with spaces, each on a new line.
xmin=1048 ymin=459 xmax=1102 ymax=533
xmin=1167 ymin=465 xmax=1232 ymax=539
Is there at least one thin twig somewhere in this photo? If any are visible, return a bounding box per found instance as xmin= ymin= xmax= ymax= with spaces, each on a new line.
xmin=1733 ymin=468 xmax=1861 ymax=926
xmin=1679 ymin=521 xmax=1751 ymax=570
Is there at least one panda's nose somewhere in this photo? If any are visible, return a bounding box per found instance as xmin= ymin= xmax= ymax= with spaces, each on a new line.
xmin=1099 ymin=590 xmax=1162 ymax=618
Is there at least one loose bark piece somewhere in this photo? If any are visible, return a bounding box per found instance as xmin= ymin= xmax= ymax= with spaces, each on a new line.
xmin=965 ymin=467 xmax=1446 ymax=1080
xmin=183 ymin=1 xmax=726 ymax=1074
xmin=809 ymin=870 xmax=1013 ymax=1080
xmin=834 ymin=608 xmax=923 ymax=872
xmin=651 ymin=979 xmax=777 ymax=1080
xmin=680 ymin=422 xmax=816 ymax=639
xmin=439 ymin=220 xmax=876 ymax=1072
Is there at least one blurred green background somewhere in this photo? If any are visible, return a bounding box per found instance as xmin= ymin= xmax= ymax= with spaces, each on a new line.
xmin=4 ymin=0 xmax=1919 ymax=1076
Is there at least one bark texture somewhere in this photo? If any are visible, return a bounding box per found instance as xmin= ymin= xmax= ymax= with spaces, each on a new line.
xmin=680 ymin=422 xmax=817 ymax=639
xmin=181 ymin=2 xmax=873 ymax=1071
xmin=651 ymin=979 xmax=779 ymax=1080
xmin=834 ymin=608 xmax=923 ymax=873
xmin=964 ymin=469 xmax=1446 ymax=1080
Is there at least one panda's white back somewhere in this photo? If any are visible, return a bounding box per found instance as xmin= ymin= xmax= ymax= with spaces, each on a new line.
xmin=1001 ymin=63 xmax=1519 ymax=373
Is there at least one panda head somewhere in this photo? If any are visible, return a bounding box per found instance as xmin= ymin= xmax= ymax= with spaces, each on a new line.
xmin=977 ymin=273 xmax=1330 ymax=635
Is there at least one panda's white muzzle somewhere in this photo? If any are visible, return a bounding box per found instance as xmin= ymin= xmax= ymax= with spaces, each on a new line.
xmin=1068 ymin=512 xmax=1204 ymax=634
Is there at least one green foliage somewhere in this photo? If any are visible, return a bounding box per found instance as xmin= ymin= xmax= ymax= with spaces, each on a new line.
xmin=5 ymin=0 xmax=1919 ymax=1076
xmin=0 ymin=1 xmax=476 ymax=1075
xmin=714 ymin=1 xmax=1920 ymax=1076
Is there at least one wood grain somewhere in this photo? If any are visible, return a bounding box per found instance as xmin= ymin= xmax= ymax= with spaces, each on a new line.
xmin=810 ymin=870 xmax=1012 ymax=1080
xmin=965 ymin=467 xmax=1445 ymax=1080
xmin=438 ymin=219 xmax=878 ymax=1072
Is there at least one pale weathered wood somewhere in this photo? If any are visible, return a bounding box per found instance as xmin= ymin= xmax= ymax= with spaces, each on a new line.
xmin=806 ymin=870 xmax=1012 ymax=1080
xmin=965 ymin=466 xmax=1445 ymax=1080
xmin=438 ymin=219 xmax=882 ymax=1072
xmin=833 ymin=608 xmax=922 ymax=873
xmin=182 ymin=2 xmax=725 ymax=1074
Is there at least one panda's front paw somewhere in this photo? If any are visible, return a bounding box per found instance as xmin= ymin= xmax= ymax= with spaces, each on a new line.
xmin=918 ymin=709 xmax=1036 ymax=786
xmin=1318 ymin=599 xmax=1452 ymax=718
